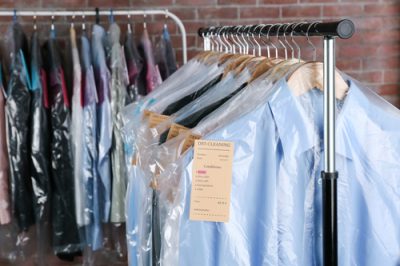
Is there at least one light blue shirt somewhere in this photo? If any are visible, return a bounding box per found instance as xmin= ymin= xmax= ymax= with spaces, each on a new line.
xmin=271 ymin=78 xmax=400 ymax=265
xmin=160 ymin=81 xmax=287 ymax=265
xmin=92 ymin=25 xmax=113 ymax=223
xmin=160 ymin=78 xmax=400 ymax=266
xmin=81 ymin=35 xmax=103 ymax=250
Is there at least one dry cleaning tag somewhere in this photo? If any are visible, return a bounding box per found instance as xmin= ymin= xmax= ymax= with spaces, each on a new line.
xmin=189 ymin=140 xmax=234 ymax=222
xmin=148 ymin=113 xmax=169 ymax=128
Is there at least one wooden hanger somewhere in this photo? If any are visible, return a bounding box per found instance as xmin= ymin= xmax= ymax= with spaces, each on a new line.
xmin=222 ymin=55 xmax=253 ymax=79
xmin=287 ymin=62 xmax=348 ymax=100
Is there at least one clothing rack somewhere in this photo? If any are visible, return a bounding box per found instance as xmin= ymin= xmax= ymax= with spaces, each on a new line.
xmin=198 ymin=19 xmax=355 ymax=266
xmin=0 ymin=9 xmax=188 ymax=64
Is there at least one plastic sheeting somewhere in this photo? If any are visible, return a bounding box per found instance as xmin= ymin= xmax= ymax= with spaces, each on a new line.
xmin=29 ymin=30 xmax=52 ymax=265
xmin=43 ymin=37 xmax=82 ymax=256
xmin=92 ymin=24 xmax=113 ymax=224
xmin=138 ymin=28 xmax=162 ymax=95
xmin=125 ymin=30 xmax=143 ymax=104
xmin=109 ymin=23 xmax=129 ymax=224
xmin=5 ymin=22 xmax=34 ymax=233
xmin=156 ymin=73 xmax=400 ymax=265
xmin=155 ymin=26 xmax=177 ymax=80
xmin=0 ymin=64 xmax=11 ymax=226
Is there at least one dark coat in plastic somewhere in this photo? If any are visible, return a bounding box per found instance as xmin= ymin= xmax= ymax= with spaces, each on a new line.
xmin=29 ymin=31 xmax=51 ymax=231
xmin=124 ymin=31 xmax=143 ymax=104
xmin=5 ymin=23 xmax=35 ymax=232
xmin=42 ymin=37 xmax=82 ymax=255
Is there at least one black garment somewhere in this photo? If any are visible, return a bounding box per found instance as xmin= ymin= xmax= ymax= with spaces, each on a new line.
xmin=29 ymin=31 xmax=52 ymax=258
xmin=159 ymin=82 xmax=248 ymax=144
xmin=161 ymin=74 xmax=223 ymax=116
xmin=176 ymin=82 xmax=247 ymax=128
xmin=152 ymin=191 xmax=161 ymax=266
xmin=125 ymin=32 xmax=143 ymax=104
xmin=42 ymin=38 xmax=81 ymax=255
xmin=5 ymin=23 xmax=35 ymax=232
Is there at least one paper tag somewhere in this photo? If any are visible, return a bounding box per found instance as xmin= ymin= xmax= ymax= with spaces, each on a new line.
xmin=189 ymin=140 xmax=234 ymax=222
xmin=143 ymin=109 xmax=152 ymax=119
xmin=167 ymin=123 xmax=189 ymax=141
xmin=181 ymin=132 xmax=201 ymax=154
xmin=148 ymin=113 xmax=169 ymax=128
xmin=131 ymin=152 xmax=138 ymax=166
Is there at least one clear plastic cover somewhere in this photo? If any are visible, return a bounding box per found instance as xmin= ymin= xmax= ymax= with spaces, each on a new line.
xmin=123 ymin=60 xmax=301 ymax=266
xmin=157 ymin=70 xmax=400 ymax=265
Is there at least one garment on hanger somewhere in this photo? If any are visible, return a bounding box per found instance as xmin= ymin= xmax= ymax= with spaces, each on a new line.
xmin=71 ymin=26 xmax=88 ymax=228
xmin=138 ymin=27 xmax=162 ymax=95
xmin=42 ymin=36 xmax=81 ymax=256
xmin=125 ymin=30 xmax=143 ymax=104
xmin=29 ymin=30 xmax=52 ymax=261
xmin=5 ymin=22 xmax=34 ymax=232
xmin=155 ymin=26 xmax=177 ymax=80
xmin=0 ymin=64 xmax=11 ymax=225
xmin=156 ymin=73 xmax=400 ymax=266
xmin=81 ymin=33 xmax=102 ymax=250
xmin=109 ymin=23 xmax=129 ymax=224
xmin=92 ymin=24 xmax=112 ymax=223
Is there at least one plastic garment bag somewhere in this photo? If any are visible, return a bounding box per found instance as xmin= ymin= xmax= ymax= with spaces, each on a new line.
xmin=5 ymin=23 xmax=35 ymax=232
xmin=155 ymin=26 xmax=177 ymax=80
xmin=108 ymin=23 xmax=129 ymax=224
xmin=125 ymin=31 xmax=143 ymax=104
xmin=0 ymin=64 xmax=11 ymax=226
xmin=276 ymin=76 xmax=400 ymax=265
xmin=42 ymin=37 xmax=82 ymax=256
xmin=71 ymin=27 xmax=88 ymax=229
xmin=138 ymin=27 xmax=162 ymax=95
xmin=81 ymin=34 xmax=103 ymax=251
xmin=29 ymin=30 xmax=52 ymax=264
xmin=92 ymin=24 xmax=113 ymax=224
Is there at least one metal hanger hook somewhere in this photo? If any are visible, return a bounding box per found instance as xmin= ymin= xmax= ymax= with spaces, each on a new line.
xmin=265 ymin=24 xmax=277 ymax=59
xmin=82 ymin=12 xmax=86 ymax=31
xmin=306 ymin=21 xmax=320 ymax=61
xmin=239 ymin=25 xmax=249 ymax=54
xmin=33 ymin=12 xmax=37 ymax=31
xmin=143 ymin=11 xmax=147 ymax=29
xmin=51 ymin=13 xmax=55 ymax=32
xmin=252 ymin=24 xmax=263 ymax=57
xmin=275 ymin=23 xmax=288 ymax=60
xmin=233 ymin=25 xmax=244 ymax=54
xmin=164 ymin=9 xmax=169 ymax=28
xmin=228 ymin=26 xmax=240 ymax=54
xmin=245 ymin=25 xmax=256 ymax=56
xmin=283 ymin=23 xmax=295 ymax=59
xmin=291 ymin=21 xmax=306 ymax=62
xmin=217 ymin=27 xmax=227 ymax=53
xmin=222 ymin=26 xmax=233 ymax=53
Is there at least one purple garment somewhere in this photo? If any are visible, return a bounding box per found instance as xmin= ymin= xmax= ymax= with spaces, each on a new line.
xmin=138 ymin=28 xmax=162 ymax=95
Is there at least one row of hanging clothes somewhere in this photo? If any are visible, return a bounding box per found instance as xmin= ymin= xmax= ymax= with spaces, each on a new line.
xmin=0 ymin=11 xmax=178 ymax=265
xmin=122 ymin=22 xmax=400 ymax=266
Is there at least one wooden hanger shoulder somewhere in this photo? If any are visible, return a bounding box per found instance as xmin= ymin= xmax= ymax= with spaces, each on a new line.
xmin=287 ymin=62 xmax=349 ymax=100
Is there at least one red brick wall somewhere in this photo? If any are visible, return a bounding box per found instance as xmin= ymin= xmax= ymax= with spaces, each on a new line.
xmin=1 ymin=0 xmax=400 ymax=105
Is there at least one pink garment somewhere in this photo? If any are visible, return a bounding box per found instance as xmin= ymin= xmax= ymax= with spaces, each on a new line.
xmin=0 ymin=83 xmax=11 ymax=225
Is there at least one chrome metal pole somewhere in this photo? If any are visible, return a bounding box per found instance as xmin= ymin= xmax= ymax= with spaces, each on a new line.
xmin=322 ymin=36 xmax=338 ymax=266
